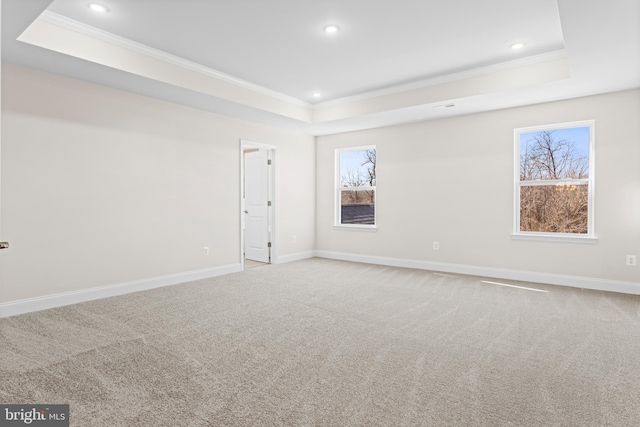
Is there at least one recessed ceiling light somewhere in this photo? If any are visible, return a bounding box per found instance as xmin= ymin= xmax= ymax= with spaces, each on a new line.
xmin=511 ymin=42 xmax=525 ymax=50
xmin=88 ymin=3 xmax=109 ymax=13
xmin=312 ymin=92 xmax=322 ymax=98
xmin=323 ymin=25 xmax=340 ymax=34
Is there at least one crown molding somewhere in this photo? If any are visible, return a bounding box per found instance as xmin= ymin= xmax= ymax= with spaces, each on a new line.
xmin=38 ymin=10 xmax=312 ymax=109
xmin=313 ymin=50 xmax=568 ymax=109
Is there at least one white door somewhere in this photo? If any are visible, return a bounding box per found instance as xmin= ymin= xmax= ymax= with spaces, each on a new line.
xmin=244 ymin=149 xmax=270 ymax=263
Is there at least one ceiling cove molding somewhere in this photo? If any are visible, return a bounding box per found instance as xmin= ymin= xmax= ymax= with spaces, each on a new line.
xmin=38 ymin=10 xmax=312 ymax=109
xmin=311 ymin=57 xmax=570 ymax=123
xmin=313 ymin=50 xmax=568 ymax=109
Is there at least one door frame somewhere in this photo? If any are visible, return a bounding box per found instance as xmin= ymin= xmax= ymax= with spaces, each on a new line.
xmin=240 ymin=139 xmax=277 ymax=269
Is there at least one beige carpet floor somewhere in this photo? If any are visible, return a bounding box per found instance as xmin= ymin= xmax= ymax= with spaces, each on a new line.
xmin=1 ymin=258 xmax=639 ymax=426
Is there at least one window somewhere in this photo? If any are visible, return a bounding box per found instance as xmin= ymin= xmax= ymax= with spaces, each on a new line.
xmin=514 ymin=121 xmax=595 ymax=241
xmin=335 ymin=146 xmax=376 ymax=228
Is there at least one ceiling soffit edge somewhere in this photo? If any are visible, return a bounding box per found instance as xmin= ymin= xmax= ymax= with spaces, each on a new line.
xmin=313 ymin=50 xmax=567 ymax=109
xmin=18 ymin=8 xmax=575 ymax=129
xmin=38 ymin=10 xmax=312 ymax=109
xmin=312 ymin=57 xmax=571 ymax=123
xmin=35 ymin=10 xmax=569 ymax=116
xmin=19 ymin=13 xmax=312 ymax=123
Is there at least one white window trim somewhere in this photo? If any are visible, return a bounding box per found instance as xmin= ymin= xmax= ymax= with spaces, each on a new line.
xmin=512 ymin=120 xmax=597 ymax=243
xmin=333 ymin=224 xmax=378 ymax=232
xmin=335 ymin=145 xmax=377 ymax=230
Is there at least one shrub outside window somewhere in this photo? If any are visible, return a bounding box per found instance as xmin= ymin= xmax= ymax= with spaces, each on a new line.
xmin=514 ymin=121 xmax=595 ymax=241
xmin=336 ymin=146 xmax=376 ymax=228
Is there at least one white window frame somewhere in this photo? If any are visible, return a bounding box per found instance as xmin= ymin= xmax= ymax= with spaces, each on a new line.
xmin=335 ymin=146 xmax=377 ymax=230
xmin=512 ymin=120 xmax=597 ymax=243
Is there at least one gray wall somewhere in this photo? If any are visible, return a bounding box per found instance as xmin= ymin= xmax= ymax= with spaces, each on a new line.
xmin=316 ymin=89 xmax=640 ymax=285
xmin=2 ymin=62 xmax=638 ymax=306
xmin=0 ymin=63 xmax=315 ymax=303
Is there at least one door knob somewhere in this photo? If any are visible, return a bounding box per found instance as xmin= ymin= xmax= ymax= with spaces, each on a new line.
xmin=244 ymin=210 xmax=248 ymax=214
xmin=0 ymin=242 xmax=9 ymax=250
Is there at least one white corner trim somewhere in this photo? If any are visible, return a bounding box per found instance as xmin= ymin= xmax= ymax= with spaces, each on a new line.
xmin=37 ymin=11 xmax=310 ymax=108
xmin=277 ymin=251 xmax=315 ymax=264
xmin=314 ymin=251 xmax=640 ymax=295
xmin=0 ymin=263 xmax=242 ymax=318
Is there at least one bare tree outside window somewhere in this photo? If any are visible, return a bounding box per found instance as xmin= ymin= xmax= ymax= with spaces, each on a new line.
xmin=362 ymin=149 xmax=376 ymax=186
xmin=338 ymin=148 xmax=376 ymax=225
xmin=517 ymin=125 xmax=592 ymax=234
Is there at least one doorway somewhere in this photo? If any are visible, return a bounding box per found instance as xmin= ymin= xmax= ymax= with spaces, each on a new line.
xmin=240 ymin=140 xmax=276 ymax=269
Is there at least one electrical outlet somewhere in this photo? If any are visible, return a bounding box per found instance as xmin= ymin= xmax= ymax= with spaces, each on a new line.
xmin=293 ymin=235 xmax=297 ymax=244
xmin=626 ymin=255 xmax=637 ymax=267
xmin=433 ymin=242 xmax=440 ymax=251
xmin=203 ymin=246 xmax=210 ymax=256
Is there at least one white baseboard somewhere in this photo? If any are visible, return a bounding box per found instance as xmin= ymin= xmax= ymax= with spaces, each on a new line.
xmin=0 ymin=263 xmax=242 ymax=318
xmin=314 ymin=250 xmax=640 ymax=295
xmin=3 ymin=253 xmax=637 ymax=318
xmin=276 ymin=251 xmax=315 ymax=264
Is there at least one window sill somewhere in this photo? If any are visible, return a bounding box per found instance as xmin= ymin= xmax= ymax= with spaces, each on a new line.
xmin=511 ymin=232 xmax=598 ymax=244
xmin=334 ymin=224 xmax=378 ymax=232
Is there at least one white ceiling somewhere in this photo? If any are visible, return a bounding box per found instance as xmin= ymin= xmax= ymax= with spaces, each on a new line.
xmin=47 ymin=0 xmax=567 ymax=103
xmin=2 ymin=0 xmax=639 ymax=135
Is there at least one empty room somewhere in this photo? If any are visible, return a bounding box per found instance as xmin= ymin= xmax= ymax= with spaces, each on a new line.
xmin=1 ymin=0 xmax=639 ymax=425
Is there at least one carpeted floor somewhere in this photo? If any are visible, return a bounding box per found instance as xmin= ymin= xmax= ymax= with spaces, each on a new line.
xmin=1 ymin=258 xmax=639 ymax=426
